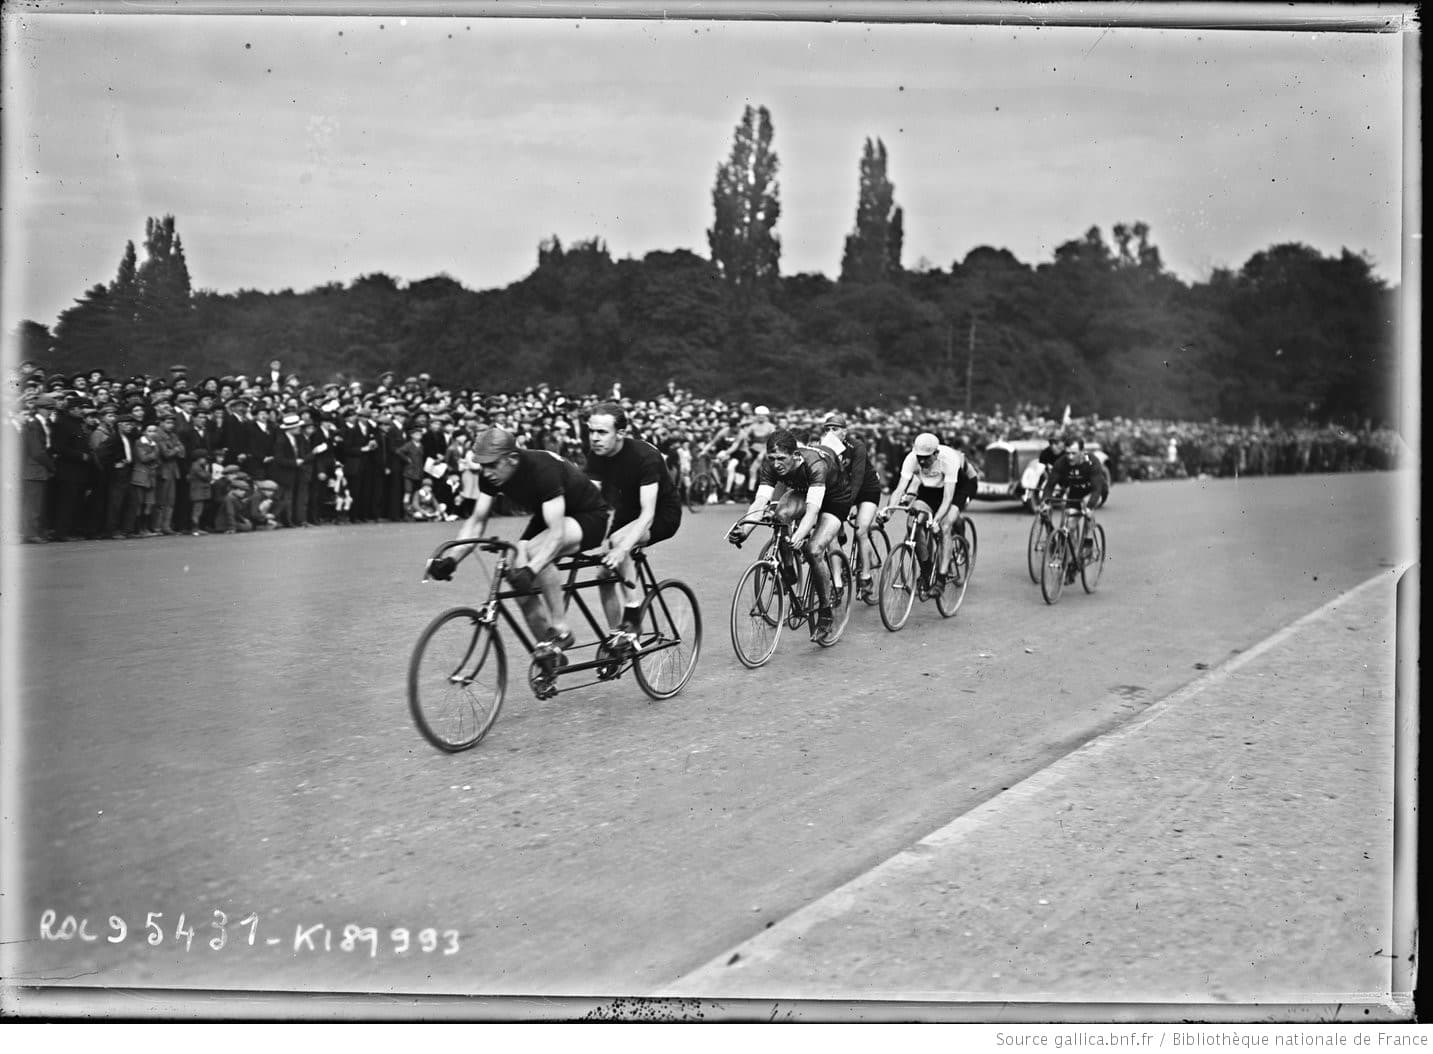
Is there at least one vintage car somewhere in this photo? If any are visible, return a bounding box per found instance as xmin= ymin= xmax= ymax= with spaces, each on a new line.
xmin=976 ymin=439 xmax=1109 ymax=513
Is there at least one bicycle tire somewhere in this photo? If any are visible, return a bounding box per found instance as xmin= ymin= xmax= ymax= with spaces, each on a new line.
xmin=959 ymin=516 xmax=978 ymax=576
xmin=878 ymin=544 xmax=917 ymax=632
xmin=1081 ymin=522 xmax=1106 ymax=593
xmin=408 ymin=608 xmax=507 ymax=752
xmin=1040 ymin=531 xmax=1068 ymax=605
xmin=816 ymin=549 xmax=853 ymax=647
xmin=633 ymin=579 xmax=702 ymax=699
xmin=936 ymin=535 xmax=971 ymax=617
xmin=730 ymin=561 xmax=784 ymax=668
xmin=1027 ymin=516 xmax=1052 ymax=584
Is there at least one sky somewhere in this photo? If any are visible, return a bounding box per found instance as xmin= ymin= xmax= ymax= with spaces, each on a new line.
xmin=0 ymin=3 xmax=1414 ymax=334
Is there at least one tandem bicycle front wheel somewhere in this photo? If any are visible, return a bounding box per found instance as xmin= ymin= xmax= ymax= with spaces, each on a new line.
xmin=633 ymin=579 xmax=703 ymax=700
xmin=408 ymin=607 xmax=508 ymax=752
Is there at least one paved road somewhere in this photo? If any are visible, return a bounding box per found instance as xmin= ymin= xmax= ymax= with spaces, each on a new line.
xmin=2 ymin=470 xmax=1413 ymax=1016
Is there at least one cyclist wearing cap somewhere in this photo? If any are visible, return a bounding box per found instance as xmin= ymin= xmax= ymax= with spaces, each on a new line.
xmin=886 ymin=432 xmax=974 ymax=584
xmin=819 ymin=412 xmax=884 ymax=603
xmin=431 ymin=426 xmax=611 ymax=658
xmin=584 ymin=401 xmax=683 ymax=651
xmin=727 ymin=428 xmax=852 ymax=644
xmin=1039 ymin=435 xmax=1106 ymax=575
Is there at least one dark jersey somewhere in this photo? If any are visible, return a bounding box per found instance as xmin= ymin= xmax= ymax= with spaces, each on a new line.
xmin=478 ymin=448 xmax=609 ymax=519
xmin=1042 ymin=451 xmax=1103 ymax=501
xmin=760 ymin=444 xmax=851 ymax=505
xmin=584 ymin=437 xmax=682 ymax=530
xmin=840 ymin=434 xmax=881 ymax=496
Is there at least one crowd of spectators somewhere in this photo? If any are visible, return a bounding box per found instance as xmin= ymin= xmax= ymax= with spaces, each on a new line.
xmin=9 ymin=359 xmax=1410 ymax=545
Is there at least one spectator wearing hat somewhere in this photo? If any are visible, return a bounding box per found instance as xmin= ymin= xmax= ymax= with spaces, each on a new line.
xmin=215 ymin=472 xmax=254 ymax=533
xmin=49 ymin=397 xmax=94 ymax=541
xmin=268 ymin=411 xmax=307 ymax=527
xmin=101 ymin=412 xmax=138 ymax=534
xmin=86 ymin=404 xmax=120 ymax=536
xmin=361 ymin=406 xmax=389 ymax=521
xmin=154 ymin=413 xmax=186 ymax=535
xmin=21 ymin=397 xmax=56 ymax=542
xmin=131 ymin=422 xmax=162 ymax=536
xmin=308 ymin=410 xmax=340 ymax=524
xmin=221 ymin=397 xmax=254 ymax=469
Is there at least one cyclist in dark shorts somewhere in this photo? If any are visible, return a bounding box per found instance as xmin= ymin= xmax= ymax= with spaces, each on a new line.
xmin=584 ymin=400 xmax=683 ymax=650
xmin=1039 ymin=434 xmax=1107 ymax=577
xmin=430 ymin=426 xmax=610 ymax=661
xmin=819 ymin=412 xmax=884 ymax=603
xmin=727 ymin=428 xmax=852 ymax=645
xmin=886 ymin=432 xmax=976 ymax=584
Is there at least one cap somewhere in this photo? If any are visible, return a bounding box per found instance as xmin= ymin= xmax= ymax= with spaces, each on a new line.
xmin=822 ymin=412 xmax=848 ymax=430
xmin=754 ymin=405 xmax=770 ymax=416
xmin=912 ymin=433 xmax=940 ymax=457
xmin=471 ymin=426 xmax=518 ymax=464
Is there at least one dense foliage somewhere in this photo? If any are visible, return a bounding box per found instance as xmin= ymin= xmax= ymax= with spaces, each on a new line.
xmin=18 ymin=111 xmax=1400 ymax=429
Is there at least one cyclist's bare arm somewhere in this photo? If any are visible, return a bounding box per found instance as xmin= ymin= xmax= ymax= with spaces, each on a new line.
xmin=451 ymin=491 xmax=496 ymax=565
xmin=605 ymin=482 xmax=657 ymax=569
xmin=887 ymin=471 xmax=916 ymax=512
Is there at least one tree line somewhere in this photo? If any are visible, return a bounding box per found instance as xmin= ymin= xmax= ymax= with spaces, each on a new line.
xmin=15 ymin=105 xmax=1400 ymax=428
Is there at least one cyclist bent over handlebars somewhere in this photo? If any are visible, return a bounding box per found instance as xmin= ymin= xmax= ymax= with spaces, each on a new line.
xmin=726 ymin=428 xmax=852 ymax=645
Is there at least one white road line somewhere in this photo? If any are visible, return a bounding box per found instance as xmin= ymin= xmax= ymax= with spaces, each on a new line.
xmin=658 ymin=567 xmax=1406 ymax=994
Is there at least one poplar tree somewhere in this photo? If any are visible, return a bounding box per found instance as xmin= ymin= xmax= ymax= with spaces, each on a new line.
xmin=707 ymin=105 xmax=782 ymax=293
xmin=840 ymin=137 xmax=903 ymax=284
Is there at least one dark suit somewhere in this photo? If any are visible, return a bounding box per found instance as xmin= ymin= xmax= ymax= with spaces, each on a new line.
xmin=310 ymin=423 xmax=340 ymax=523
xmin=340 ymin=421 xmax=370 ymax=522
xmin=48 ymin=411 xmax=93 ymax=539
xmin=101 ymin=428 xmax=138 ymax=536
xmin=268 ymin=428 xmax=305 ymax=527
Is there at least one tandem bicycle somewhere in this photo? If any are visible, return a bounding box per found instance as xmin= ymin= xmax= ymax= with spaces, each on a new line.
xmin=407 ymin=537 xmax=702 ymax=752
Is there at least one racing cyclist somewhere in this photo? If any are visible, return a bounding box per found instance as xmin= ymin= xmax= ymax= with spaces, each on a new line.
xmin=727 ymin=428 xmax=852 ymax=645
xmin=819 ymin=412 xmax=884 ymax=603
xmin=1038 ymin=435 xmax=1107 ymax=582
xmin=884 ymin=432 xmax=976 ymax=586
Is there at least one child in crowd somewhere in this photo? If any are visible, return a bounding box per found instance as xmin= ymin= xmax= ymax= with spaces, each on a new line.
xmin=188 ymin=448 xmax=213 ymax=535
xmin=216 ymin=474 xmax=253 ymax=533
xmin=132 ymin=422 xmax=161 ymax=536
xmin=397 ymin=424 xmax=425 ymax=516
xmin=408 ymin=478 xmax=444 ymax=522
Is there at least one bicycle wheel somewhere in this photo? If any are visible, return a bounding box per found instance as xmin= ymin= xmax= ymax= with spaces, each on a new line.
xmin=936 ymin=535 xmax=971 ymax=617
xmin=959 ymin=516 xmax=978 ymax=576
xmin=1040 ymin=532 xmax=1069 ymax=605
xmin=408 ymin=608 xmax=507 ymax=752
xmin=1027 ymin=516 xmax=1052 ymax=584
xmin=730 ymin=561 xmax=784 ymax=668
xmin=817 ymin=549 xmax=853 ymax=647
xmin=1081 ymin=522 xmax=1107 ymax=593
xmin=633 ymin=580 xmax=702 ymax=699
xmin=878 ymin=544 xmax=917 ymax=632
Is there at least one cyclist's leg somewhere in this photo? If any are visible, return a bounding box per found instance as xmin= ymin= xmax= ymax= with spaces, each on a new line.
xmin=598 ymin=515 xmax=650 ymax=632
xmin=521 ymin=514 xmax=597 ymax=643
xmin=854 ymin=498 xmax=878 ymax=587
xmin=806 ymin=510 xmax=844 ymax=610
